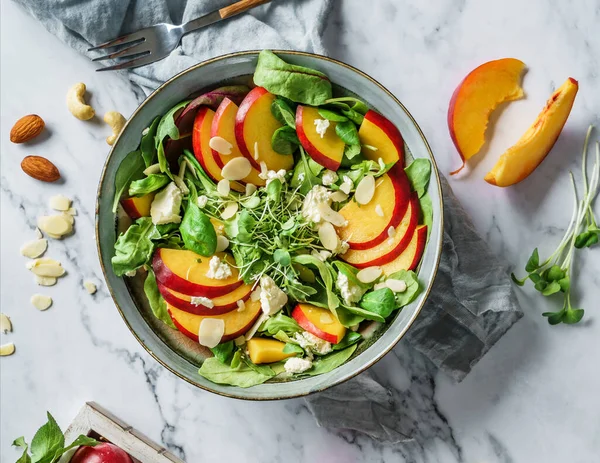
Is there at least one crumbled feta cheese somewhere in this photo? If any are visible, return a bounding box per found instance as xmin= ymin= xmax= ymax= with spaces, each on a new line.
xmin=206 ymin=256 xmax=232 ymax=280
xmin=150 ymin=182 xmax=182 ymax=225
xmin=334 ymin=239 xmax=349 ymax=255
xmin=197 ymin=195 xmax=208 ymax=208
xmin=190 ymin=296 xmax=214 ymax=308
xmin=339 ymin=176 xmax=353 ymax=194
xmin=321 ymin=169 xmax=338 ymax=186
xmin=311 ymin=249 xmax=332 ymax=262
xmin=314 ymin=119 xmax=330 ymax=138
xmin=237 ymin=300 xmax=246 ymax=312
xmin=294 ymin=331 xmax=332 ymax=355
xmin=284 ymin=357 xmax=313 ymax=374
xmin=336 ymin=272 xmax=367 ymax=305
xmin=259 ymin=168 xmax=287 ymax=185
xmin=259 ymin=275 xmax=288 ymax=315
xmin=302 ymin=185 xmax=332 ymax=224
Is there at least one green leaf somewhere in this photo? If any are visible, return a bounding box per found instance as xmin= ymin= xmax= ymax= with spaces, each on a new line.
xmin=53 ymin=435 xmax=100 ymax=462
xmin=335 ymin=121 xmax=360 ymax=145
xmin=534 ymin=279 xmax=548 ymax=292
xmin=260 ymin=313 xmax=301 ymax=335
xmin=541 ymin=281 xmax=561 ymax=296
xmin=558 ymin=276 xmax=570 ymax=292
xmin=271 ymin=98 xmax=296 ymax=128
xmin=525 ymin=248 xmax=540 ymax=272
xmin=341 ymin=304 xmax=385 ymax=323
xmin=271 ymin=126 xmax=299 ymax=155
xmin=359 ymin=288 xmax=397 ymax=319
xmin=198 ymin=357 xmax=275 ymax=387
xmin=292 ymin=147 xmax=321 ymax=195
xmin=574 ymin=230 xmax=599 ymax=248
xmin=544 ymin=265 xmax=566 ymax=282
xmin=144 ymin=269 xmax=176 ymax=328
xmin=542 ymin=309 xmax=565 ymax=325
xmin=141 ymin=116 xmax=160 ymax=167
xmin=30 ymin=412 xmax=64 ymax=463
xmin=341 ymin=108 xmax=364 ymax=126
xmin=510 ymin=273 xmax=527 ymax=286
xmin=302 ymin=344 xmax=357 ymax=376
xmin=332 ymin=331 xmax=362 ymax=351
xmin=182 ymin=149 xmax=217 ymax=194
xmin=344 ymin=143 xmax=362 ymax=161
xmin=210 ymin=341 xmax=235 ymax=365
xmin=180 ymin=202 xmax=217 ymax=257
xmin=332 ymin=261 xmax=370 ymax=291
xmin=420 ymin=193 xmax=433 ymax=236
xmin=387 ymin=270 xmax=422 ymax=307
xmin=563 ymin=307 xmax=584 ymax=324
xmin=253 ymin=50 xmax=332 ymax=105
xmin=404 ymin=159 xmax=432 ymax=198
xmin=317 ymin=108 xmax=348 ymax=122
xmin=292 ymin=255 xmax=339 ymax=310
xmin=13 ymin=437 xmax=31 ymax=463
xmin=267 ymin=179 xmax=283 ymax=202
xmin=273 ymin=249 xmax=291 ymax=266
xmin=155 ymin=100 xmax=191 ymax=146
xmin=325 ymin=97 xmax=369 ymax=115
xmin=112 ymin=217 xmax=160 ymax=276
xmin=282 ymin=343 xmax=304 ymax=355
xmin=156 ymin=141 xmax=172 ymax=179
xmin=529 ymin=273 xmax=542 ymax=284
xmin=230 ymin=349 xmax=242 ymax=369
xmin=111 ymin=150 xmax=145 ymax=213
xmin=128 ymin=174 xmax=170 ymax=197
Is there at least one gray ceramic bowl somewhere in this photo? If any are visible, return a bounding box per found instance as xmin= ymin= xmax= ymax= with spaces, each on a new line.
xmin=96 ymin=50 xmax=443 ymax=400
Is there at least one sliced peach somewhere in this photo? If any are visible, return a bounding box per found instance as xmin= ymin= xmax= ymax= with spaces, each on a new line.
xmin=152 ymin=249 xmax=242 ymax=297
xmin=168 ymin=298 xmax=262 ymax=343
xmin=296 ymin=105 xmax=345 ymax=171
xmin=211 ymin=98 xmax=265 ymax=186
xmin=246 ymin=338 xmax=296 ymax=364
xmin=291 ymin=303 xmax=346 ymax=344
xmin=485 ymin=78 xmax=578 ymax=187
xmin=448 ymin=58 xmax=526 ymax=174
xmin=157 ymin=281 xmax=252 ymax=316
xmin=341 ymin=195 xmax=419 ymax=268
xmin=380 ymin=225 xmax=427 ymax=275
xmin=358 ymin=110 xmax=404 ymax=165
xmin=235 ymin=87 xmax=295 ymax=172
xmin=338 ymin=164 xmax=411 ymax=249
xmin=120 ymin=192 xmax=155 ymax=219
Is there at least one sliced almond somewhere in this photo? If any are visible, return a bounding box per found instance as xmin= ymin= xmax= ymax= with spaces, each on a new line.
xmin=209 ymin=136 xmax=232 ymax=155
xmin=387 ymin=226 xmax=396 ymax=238
xmin=20 ymin=239 xmax=48 ymax=258
xmin=357 ymin=266 xmax=382 ymax=284
xmin=318 ymin=222 xmax=339 ymax=251
xmin=355 ymin=175 xmax=375 ymax=205
xmin=373 ymin=282 xmax=387 ymax=291
xmin=0 ymin=343 xmax=15 ymax=356
xmin=143 ymin=163 xmax=161 ymax=175
xmin=375 ymin=204 xmax=384 ymax=217
xmin=217 ymin=179 xmax=231 ymax=197
xmin=27 ymin=258 xmax=65 ymax=278
xmin=260 ymin=161 xmax=268 ymax=176
xmin=251 ymin=287 xmax=262 ymax=302
xmin=0 ymin=314 xmax=12 ymax=333
xmin=253 ymin=142 xmax=260 ymax=160
xmin=317 ymin=203 xmax=347 ymax=227
xmin=386 ymin=279 xmax=407 ymax=293
xmin=245 ymin=312 xmax=269 ymax=341
xmin=35 ymin=275 xmax=57 ymax=286
xmin=84 ymin=281 xmax=97 ymax=294
xmin=37 ymin=215 xmax=71 ymax=237
xmin=331 ymin=191 xmax=348 ymax=202
xmin=221 ymin=157 xmax=252 ymax=181
xmin=66 ymin=207 xmax=77 ymax=216
xmin=198 ymin=318 xmax=225 ymax=348
xmin=49 ymin=194 xmax=71 ymax=211
xmin=61 ymin=213 xmax=75 ymax=226
xmin=31 ymin=294 xmax=53 ymax=311
xmin=236 ymin=300 xmax=246 ymax=312
xmin=221 ymin=202 xmax=238 ymax=220
xmin=340 ymin=177 xmax=353 ymax=194
xmin=245 ymin=183 xmax=257 ymax=196
xmin=216 ymin=235 xmax=229 ymax=252
xmin=35 ymin=227 xmax=43 ymax=239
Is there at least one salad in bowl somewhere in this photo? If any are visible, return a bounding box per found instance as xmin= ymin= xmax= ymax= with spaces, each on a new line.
xmin=107 ymin=50 xmax=436 ymax=391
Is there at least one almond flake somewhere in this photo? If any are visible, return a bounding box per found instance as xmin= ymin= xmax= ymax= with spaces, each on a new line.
xmin=217 ymin=179 xmax=231 ymax=197
xmin=260 ymin=161 xmax=268 ymax=176
xmin=221 ymin=202 xmax=238 ymax=220
xmin=143 ymin=163 xmax=161 ymax=175
xmin=331 ymin=191 xmax=348 ymax=202
xmin=31 ymin=294 xmax=53 ymax=311
xmin=388 ymin=226 xmax=396 ymax=238
xmin=237 ymin=300 xmax=246 ymax=312
xmin=198 ymin=318 xmax=225 ymax=348
xmin=35 ymin=227 xmax=43 ymax=239
xmin=209 ymin=136 xmax=232 ymax=155
xmin=49 ymin=194 xmax=71 ymax=211
xmin=84 ymin=281 xmax=97 ymax=294
xmin=317 ymin=203 xmax=347 ymax=227
xmin=355 ymin=175 xmax=375 ymax=205
xmin=386 ymin=279 xmax=407 ymax=293
xmin=61 ymin=213 xmax=74 ymax=226
xmin=253 ymin=141 xmax=260 ymax=160
xmin=216 ymin=235 xmax=229 ymax=252
xmin=251 ymin=287 xmax=262 ymax=302
xmin=245 ymin=183 xmax=257 ymax=196
xmin=66 ymin=207 xmax=77 ymax=216
xmin=37 ymin=215 xmax=71 ymax=238
xmin=373 ymin=282 xmax=387 ymax=291
xmin=35 ymin=276 xmax=57 ymax=286
xmin=375 ymin=204 xmax=384 ymax=217
xmin=27 ymin=258 xmax=65 ymax=278
xmin=318 ymin=222 xmax=339 ymax=251
xmin=0 ymin=343 xmax=15 ymax=356
xmin=221 ymin=157 xmax=252 ymax=181
xmin=20 ymin=239 xmax=48 ymax=258
xmin=0 ymin=314 xmax=12 ymax=333
xmin=357 ymin=266 xmax=382 ymax=284
xmin=340 ymin=177 xmax=353 ymax=194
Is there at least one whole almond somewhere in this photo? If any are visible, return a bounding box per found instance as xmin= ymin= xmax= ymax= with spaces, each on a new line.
xmin=21 ymin=156 xmax=60 ymax=182
xmin=10 ymin=115 xmax=45 ymax=143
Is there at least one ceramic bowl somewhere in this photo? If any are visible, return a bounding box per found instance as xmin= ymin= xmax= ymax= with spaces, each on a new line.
xmin=96 ymin=50 xmax=443 ymax=400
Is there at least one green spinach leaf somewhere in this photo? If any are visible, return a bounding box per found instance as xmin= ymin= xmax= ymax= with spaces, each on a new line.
xmin=342 ymin=304 xmax=385 ymax=323
xmin=359 ymin=288 xmax=397 ymax=319
xmin=317 ymin=108 xmax=348 ymax=122
xmin=282 ymin=343 xmax=304 ymax=355
xmin=271 ymin=98 xmax=296 ymax=128
xmin=112 ymin=217 xmax=160 ymax=276
xmin=341 ymin=108 xmax=364 ymax=125
xmin=155 ymin=100 xmax=191 ymax=146
xmin=198 ymin=357 xmax=275 ymax=388
xmin=333 ymin=331 xmax=362 ymax=351
xmin=387 ymin=270 xmax=422 ymax=307
xmin=271 ymin=126 xmax=299 ymax=155
xmin=302 ymin=344 xmax=357 ymax=376
xmin=180 ymin=202 xmax=217 ymax=257
xmin=405 ymin=159 xmax=432 ymax=198
xmin=112 ymin=150 xmax=145 ymax=213
xmin=210 ymin=341 xmax=235 ymax=365
xmin=144 ymin=269 xmax=176 ymax=328
xmin=260 ymin=313 xmax=301 ymax=335
xmin=141 ymin=116 xmax=160 ymax=167
xmin=335 ymin=120 xmax=360 ymax=145
xmin=292 ymin=255 xmax=339 ymax=310
xmin=128 ymin=174 xmax=170 ymax=197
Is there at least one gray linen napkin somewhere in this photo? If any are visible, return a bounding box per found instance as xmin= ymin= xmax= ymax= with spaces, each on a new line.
xmin=13 ymin=0 xmax=522 ymax=442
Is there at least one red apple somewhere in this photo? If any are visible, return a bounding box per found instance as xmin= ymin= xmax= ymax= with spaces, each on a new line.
xmin=358 ymin=110 xmax=404 ymax=165
xmin=70 ymin=442 xmax=132 ymax=463
xmin=296 ymin=105 xmax=345 ymax=171
xmin=291 ymin=303 xmax=346 ymax=344
xmin=380 ymin=225 xmax=428 ymax=274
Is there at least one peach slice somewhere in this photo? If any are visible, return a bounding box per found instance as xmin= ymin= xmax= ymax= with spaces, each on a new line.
xmin=341 ymin=195 xmax=419 ymax=268
xmin=448 ymin=58 xmax=526 ymax=174
xmin=338 ymin=164 xmax=411 ymax=249
xmin=291 ymin=303 xmax=346 ymax=344
xmin=168 ymin=298 xmax=262 ymax=343
xmin=152 ymin=249 xmax=243 ymax=297
xmin=296 ymin=105 xmax=345 ymax=171
xmin=380 ymin=225 xmax=428 ymax=274
xmin=157 ymin=281 xmax=252 ymax=316
xmin=211 ymin=98 xmax=265 ymax=186
xmin=120 ymin=192 xmax=155 ymax=219
xmin=358 ymin=110 xmax=404 ymax=165
xmin=235 ymin=87 xmax=295 ymax=172
xmin=246 ymin=338 xmax=296 ymax=364
xmin=485 ymin=77 xmax=579 ymax=187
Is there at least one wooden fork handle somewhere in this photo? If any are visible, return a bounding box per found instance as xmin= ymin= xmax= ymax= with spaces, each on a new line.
xmin=219 ymin=0 xmax=271 ymax=20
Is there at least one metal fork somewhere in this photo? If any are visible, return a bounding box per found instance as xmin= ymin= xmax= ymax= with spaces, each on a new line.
xmin=88 ymin=0 xmax=271 ymax=71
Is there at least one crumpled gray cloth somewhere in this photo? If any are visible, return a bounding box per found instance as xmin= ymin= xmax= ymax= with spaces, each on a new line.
xmin=13 ymin=0 xmax=522 ymax=442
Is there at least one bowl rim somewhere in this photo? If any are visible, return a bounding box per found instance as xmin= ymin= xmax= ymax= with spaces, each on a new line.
xmin=96 ymin=49 xmax=444 ymax=400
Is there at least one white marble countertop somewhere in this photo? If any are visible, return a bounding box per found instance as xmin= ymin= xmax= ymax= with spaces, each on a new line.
xmin=2 ymin=1 xmax=599 ymax=462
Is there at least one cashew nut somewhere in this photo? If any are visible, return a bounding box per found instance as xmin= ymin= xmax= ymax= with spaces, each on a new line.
xmin=66 ymin=83 xmax=95 ymax=120
xmin=103 ymin=111 xmax=126 ymax=145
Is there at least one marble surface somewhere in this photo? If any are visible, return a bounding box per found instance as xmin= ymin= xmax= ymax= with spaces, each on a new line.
xmin=2 ymin=0 xmax=599 ymax=462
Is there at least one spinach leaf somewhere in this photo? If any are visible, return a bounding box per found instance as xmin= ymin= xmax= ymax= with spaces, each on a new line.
xmin=273 ymin=249 xmax=291 ymax=266
xmin=271 ymin=126 xmax=299 ymax=154
xmin=317 ymin=108 xmax=348 ymax=122
xmin=333 ymin=331 xmax=362 ymax=351
xmin=253 ymin=50 xmax=332 ymax=105
xmin=335 ymin=121 xmax=360 ymax=145
xmin=141 ymin=116 xmax=160 ymax=167
xmin=302 ymin=344 xmax=357 ymax=376
xmin=332 ymin=261 xmax=371 ymax=291
xmin=112 ymin=217 xmax=160 ymax=276
xmin=230 ymin=349 xmax=242 ymax=369
xmin=182 ymin=149 xmax=217 ymax=194
xmin=292 ymin=255 xmax=339 ymax=310
xmin=210 ymin=341 xmax=235 ymax=365
xmin=291 ymin=147 xmax=321 ymax=195
xmin=341 ymin=108 xmax=364 ymax=126
xmin=271 ymin=98 xmax=296 ymax=128
xmin=13 ymin=437 xmax=31 ymax=463
xmin=267 ymin=179 xmax=282 ymax=202
xmin=128 ymin=174 xmax=170 ymax=197
xmin=282 ymin=343 xmax=304 ymax=355
xmin=156 ymin=142 xmax=173 ymax=179
xmin=359 ymin=288 xmax=397 ymax=319
xmin=144 ymin=269 xmax=176 ymax=328
xmin=30 ymin=412 xmax=64 ymax=463
xmin=260 ymin=313 xmax=301 ymax=335
xmin=180 ymin=202 xmax=217 ymax=257
xmin=198 ymin=357 xmax=275 ymax=388
xmin=155 ymin=100 xmax=191 ymax=146
xmin=420 ymin=193 xmax=433 ymax=237
xmin=342 ymin=304 xmax=384 ymax=323
xmin=387 ymin=270 xmax=421 ymax=307
xmin=111 ymin=150 xmax=145 ymax=213
xmin=325 ymin=97 xmax=369 ymax=115
xmin=405 ymin=159 xmax=432 ymax=198
xmin=344 ymin=143 xmax=362 ymax=161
